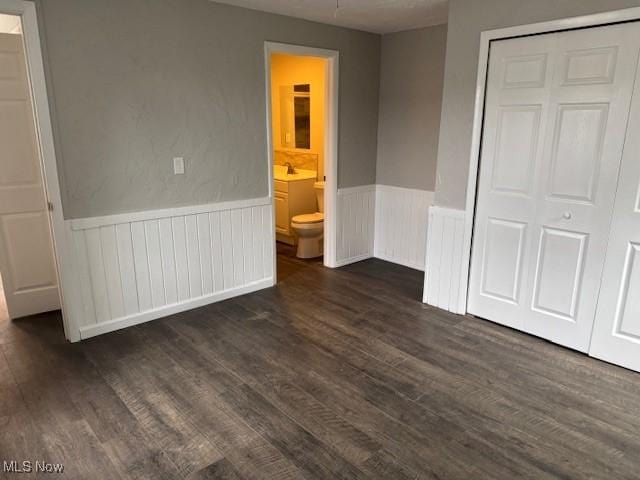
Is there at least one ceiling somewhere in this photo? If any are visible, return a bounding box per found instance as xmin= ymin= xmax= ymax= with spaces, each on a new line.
xmin=211 ymin=0 xmax=449 ymax=34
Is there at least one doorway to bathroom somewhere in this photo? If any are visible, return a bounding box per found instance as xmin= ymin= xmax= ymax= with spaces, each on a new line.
xmin=264 ymin=42 xmax=339 ymax=280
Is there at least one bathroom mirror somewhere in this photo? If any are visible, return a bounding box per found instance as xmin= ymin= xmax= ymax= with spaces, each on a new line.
xmin=279 ymin=84 xmax=311 ymax=149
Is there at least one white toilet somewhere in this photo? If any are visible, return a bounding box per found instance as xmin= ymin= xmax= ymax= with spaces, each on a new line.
xmin=291 ymin=181 xmax=324 ymax=258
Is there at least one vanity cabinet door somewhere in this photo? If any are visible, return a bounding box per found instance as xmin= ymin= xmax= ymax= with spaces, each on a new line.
xmin=274 ymin=192 xmax=289 ymax=235
xmin=274 ymin=180 xmax=288 ymax=193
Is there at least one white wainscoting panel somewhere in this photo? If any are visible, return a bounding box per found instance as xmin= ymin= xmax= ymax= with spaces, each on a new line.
xmin=423 ymin=206 xmax=467 ymax=314
xmin=374 ymin=185 xmax=434 ymax=271
xmin=69 ymin=197 xmax=274 ymax=339
xmin=335 ymin=185 xmax=376 ymax=266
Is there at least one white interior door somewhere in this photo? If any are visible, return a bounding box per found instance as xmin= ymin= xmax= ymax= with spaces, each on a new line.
xmin=589 ymin=53 xmax=640 ymax=372
xmin=468 ymin=22 xmax=640 ymax=352
xmin=0 ymin=32 xmax=60 ymax=319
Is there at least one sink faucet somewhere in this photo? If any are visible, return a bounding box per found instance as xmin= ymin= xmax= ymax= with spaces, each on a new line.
xmin=284 ymin=162 xmax=296 ymax=175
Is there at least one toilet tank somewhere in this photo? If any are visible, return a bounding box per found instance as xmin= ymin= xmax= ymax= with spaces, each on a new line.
xmin=314 ymin=181 xmax=325 ymax=213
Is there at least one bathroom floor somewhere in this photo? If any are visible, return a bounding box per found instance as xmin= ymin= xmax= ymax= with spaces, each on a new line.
xmin=275 ymin=241 xmax=323 ymax=283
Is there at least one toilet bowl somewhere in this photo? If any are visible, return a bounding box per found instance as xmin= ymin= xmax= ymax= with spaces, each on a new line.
xmin=291 ymin=181 xmax=324 ymax=258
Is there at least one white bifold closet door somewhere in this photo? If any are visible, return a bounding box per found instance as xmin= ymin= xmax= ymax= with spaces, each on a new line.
xmin=468 ymin=22 xmax=640 ymax=352
xmin=589 ymin=52 xmax=640 ymax=372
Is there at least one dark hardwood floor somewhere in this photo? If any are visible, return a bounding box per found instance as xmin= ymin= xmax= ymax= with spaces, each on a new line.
xmin=2 ymin=244 xmax=640 ymax=479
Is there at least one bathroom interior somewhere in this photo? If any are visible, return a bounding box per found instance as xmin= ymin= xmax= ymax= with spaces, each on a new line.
xmin=270 ymin=53 xmax=327 ymax=263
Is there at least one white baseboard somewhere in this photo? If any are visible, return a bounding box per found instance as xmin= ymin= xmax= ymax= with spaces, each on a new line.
xmin=374 ymin=252 xmax=423 ymax=271
xmin=374 ymin=185 xmax=434 ymax=271
xmin=79 ymin=278 xmax=273 ymax=339
xmin=68 ymin=196 xmax=274 ymax=340
xmin=334 ymin=253 xmax=372 ymax=268
xmin=423 ymin=206 xmax=466 ymax=314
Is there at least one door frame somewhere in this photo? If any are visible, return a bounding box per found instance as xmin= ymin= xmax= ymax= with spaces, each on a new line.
xmin=0 ymin=0 xmax=77 ymax=340
xmin=263 ymin=41 xmax=339 ymax=276
xmin=459 ymin=6 xmax=640 ymax=315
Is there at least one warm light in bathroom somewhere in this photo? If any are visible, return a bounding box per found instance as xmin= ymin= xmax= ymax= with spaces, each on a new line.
xmin=270 ymin=54 xmax=327 ymax=179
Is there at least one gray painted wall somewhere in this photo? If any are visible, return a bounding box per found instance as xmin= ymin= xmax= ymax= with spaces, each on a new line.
xmin=376 ymin=24 xmax=447 ymax=192
xmin=37 ymin=0 xmax=380 ymax=219
xmin=435 ymin=0 xmax=640 ymax=209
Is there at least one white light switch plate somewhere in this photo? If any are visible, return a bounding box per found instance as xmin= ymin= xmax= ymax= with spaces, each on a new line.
xmin=173 ymin=157 xmax=184 ymax=175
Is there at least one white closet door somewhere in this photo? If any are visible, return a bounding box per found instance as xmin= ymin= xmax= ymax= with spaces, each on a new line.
xmin=468 ymin=22 xmax=640 ymax=352
xmin=589 ymin=53 xmax=640 ymax=372
xmin=468 ymin=33 xmax=554 ymax=332
xmin=0 ymin=33 xmax=60 ymax=318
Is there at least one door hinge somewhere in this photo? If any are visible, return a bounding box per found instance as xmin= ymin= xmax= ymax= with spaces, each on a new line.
xmin=47 ymin=201 xmax=54 ymax=212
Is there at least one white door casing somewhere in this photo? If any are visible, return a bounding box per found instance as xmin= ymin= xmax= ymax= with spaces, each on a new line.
xmin=589 ymin=51 xmax=640 ymax=372
xmin=263 ymin=42 xmax=339 ymax=272
xmin=468 ymin=22 xmax=640 ymax=352
xmin=0 ymin=31 xmax=59 ymax=318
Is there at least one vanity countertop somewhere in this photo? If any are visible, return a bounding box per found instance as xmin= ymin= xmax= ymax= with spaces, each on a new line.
xmin=273 ymin=166 xmax=317 ymax=182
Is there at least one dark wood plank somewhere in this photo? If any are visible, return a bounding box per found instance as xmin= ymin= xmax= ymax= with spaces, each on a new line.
xmin=188 ymin=458 xmax=244 ymax=480
xmin=1 ymin=243 xmax=640 ymax=479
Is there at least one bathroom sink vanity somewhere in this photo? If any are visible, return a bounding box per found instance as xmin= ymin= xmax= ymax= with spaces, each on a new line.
xmin=273 ymin=166 xmax=317 ymax=245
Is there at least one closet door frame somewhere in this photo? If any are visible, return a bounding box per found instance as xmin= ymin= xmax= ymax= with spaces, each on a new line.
xmin=454 ymin=6 xmax=640 ymax=318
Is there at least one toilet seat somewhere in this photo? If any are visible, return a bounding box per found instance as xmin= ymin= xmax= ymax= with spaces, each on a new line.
xmin=291 ymin=212 xmax=324 ymax=224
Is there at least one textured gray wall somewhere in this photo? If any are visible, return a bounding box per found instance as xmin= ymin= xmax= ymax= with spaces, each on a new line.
xmin=37 ymin=0 xmax=380 ymax=219
xmin=376 ymin=24 xmax=446 ymax=191
xmin=435 ymin=0 xmax=640 ymax=209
